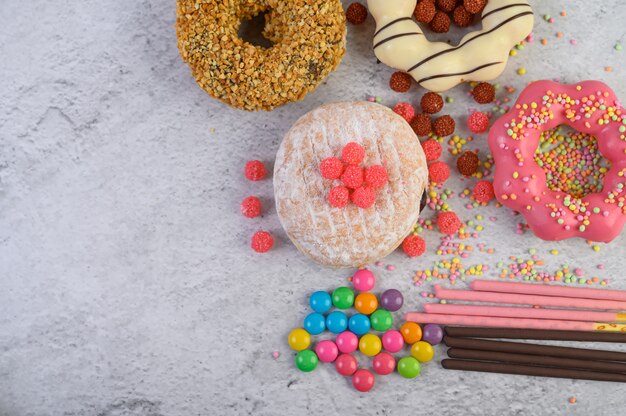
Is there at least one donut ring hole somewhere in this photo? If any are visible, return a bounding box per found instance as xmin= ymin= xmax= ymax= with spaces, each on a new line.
xmin=417 ymin=13 xmax=485 ymax=46
xmin=238 ymin=9 xmax=273 ymax=49
xmin=534 ymin=124 xmax=611 ymax=199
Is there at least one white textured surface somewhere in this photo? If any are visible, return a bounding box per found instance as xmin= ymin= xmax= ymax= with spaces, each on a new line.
xmin=1 ymin=1 xmax=625 ymax=415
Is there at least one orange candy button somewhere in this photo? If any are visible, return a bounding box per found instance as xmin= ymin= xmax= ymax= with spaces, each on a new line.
xmin=400 ymin=322 xmax=423 ymax=344
xmin=354 ymin=293 xmax=378 ymax=315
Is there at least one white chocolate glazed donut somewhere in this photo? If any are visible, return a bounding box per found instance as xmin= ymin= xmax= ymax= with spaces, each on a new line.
xmin=368 ymin=0 xmax=534 ymax=92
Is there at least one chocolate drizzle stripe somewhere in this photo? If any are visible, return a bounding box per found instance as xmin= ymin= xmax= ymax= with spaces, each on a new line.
xmin=416 ymin=61 xmax=502 ymax=84
xmin=374 ymin=32 xmax=422 ymax=50
xmin=481 ymin=3 xmax=532 ymax=20
xmin=407 ymin=11 xmax=534 ymax=73
xmin=374 ymin=17 xmax=415 ymax=37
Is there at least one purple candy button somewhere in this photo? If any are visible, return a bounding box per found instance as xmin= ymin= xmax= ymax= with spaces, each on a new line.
xmin=380 ymin=289 xmax=403 ymax=312
xmin=422 ymin=324 xmax=444 ymax=345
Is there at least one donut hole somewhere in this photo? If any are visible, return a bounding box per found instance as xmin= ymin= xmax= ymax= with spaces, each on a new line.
xmin=534 ymin=125 xmax=611 ymax=199
xmin=238 ymin=10 xmax=273 ymax=49
xmin=418 ymin=14 xmax=484 ymax=45
xmin=413 ymin=1 xmax=489 ymax=46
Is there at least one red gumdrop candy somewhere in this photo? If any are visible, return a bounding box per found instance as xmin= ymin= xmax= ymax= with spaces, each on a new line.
xmin=467 ymin=111 xmax=489 ymax=133
xmin=342 ymin=142 xmax=366 ymax=165
xmin=240 ymin=196 xmax=261 ymax=218
xmin=342 ymin=165 xmax=364 ymax=189
xmin=402 ymin=235 xmax=426 ymax=257
xmin=320 ymin=157 xmax=345 ymax=180
xmin=351 ymin=186 xmax=377 ymax=209
xmin=364 ymin=165 xmax=388 ymax=188
xmin=428 ymin=161 xmax=450 ymax=183
xmin=393 ymin=102 xmax=415 ymax=123
xmin=328 ymin=186 xmax=350 ymax=208
xmin=437 ymin=211 xmax=462 ymax=234
xmin=422 ymin=139 xmax=442 ymax=162
xmin=251 ymin=231 xmax=274 ymax=253
xmin=244 ymin=160 xmax=267 ymax=181
xmin=472 ymin=180 xmax=495 ymax=203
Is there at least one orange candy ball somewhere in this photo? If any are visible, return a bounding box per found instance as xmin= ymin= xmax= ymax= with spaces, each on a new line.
xmin=400 ymin=322 xmax=422 ymax=344
xmin=354 ymin=293 xmax=378 ymax=315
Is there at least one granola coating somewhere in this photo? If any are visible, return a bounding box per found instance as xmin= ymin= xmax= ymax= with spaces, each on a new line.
xmin=176 ymin=0 xmax=346 ymax=111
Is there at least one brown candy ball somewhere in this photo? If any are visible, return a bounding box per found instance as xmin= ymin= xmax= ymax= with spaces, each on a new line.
xmin=410 ymin=113 xmax=433 ymax=136
xmin=346 ymin=2 xmax=368 ymax=25
xmin=472 ymin=82 xmax=496 ymax=104
xmin=456 ymin=151 xmax=480 ymax=176
xmin=433 ymin=115 xmax=456 ymax=137
xmin=421 ymin=92 xmax=444 ymax=114
xmin=389 ymin=72 xmax=413 ymax=93
xmin=429 ymin=11 xmax=451 ymax=33
xmin=414 ymin=0 xmax=437 ymax=23
xmin=453 ymin=5 xmax=473 ymax=27
xmin=437 ymin=0 xmax=458 ymax=13
xmin=463 ymin=0 xmax=486 ymax=14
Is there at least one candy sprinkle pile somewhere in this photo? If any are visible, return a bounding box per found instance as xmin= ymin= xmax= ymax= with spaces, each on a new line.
xmin=497 ymin=255 xmax=610 ymax=285
xmin=504 ymin=88 xmax=625 ymax=141
xmin=534 ymin=125 xmax=611 ymax=199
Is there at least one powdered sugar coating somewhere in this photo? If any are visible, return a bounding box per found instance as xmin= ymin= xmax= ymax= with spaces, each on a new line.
xmin=274 ymin=102 xmax=428 ymax=268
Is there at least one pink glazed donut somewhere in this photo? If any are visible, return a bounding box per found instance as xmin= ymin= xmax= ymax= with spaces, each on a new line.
xmin=488 ymin=80 xmax=626 ymax=242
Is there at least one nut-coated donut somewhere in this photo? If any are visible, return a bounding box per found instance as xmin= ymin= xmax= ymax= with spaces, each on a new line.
xmin=176 ymin=0 xmax=346 ymax=111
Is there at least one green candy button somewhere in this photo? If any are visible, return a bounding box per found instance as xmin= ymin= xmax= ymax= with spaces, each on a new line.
xmin=370 ymin=309 xmax=393 ymax=331
xmin=397 ymin=356 xmax=421 ymax=378
xmin=295 ymin=350 xmax=318 ymax=372
xmin=332 ymin=287 xmax=354 ymax=309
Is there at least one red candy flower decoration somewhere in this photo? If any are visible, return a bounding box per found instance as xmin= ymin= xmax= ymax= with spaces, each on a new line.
xmin=319 ymin=142 xmax=389 ymax=209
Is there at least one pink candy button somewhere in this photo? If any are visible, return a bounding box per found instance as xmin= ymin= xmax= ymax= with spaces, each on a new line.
xmin=315 ymin=340 xmax=338 ymax=363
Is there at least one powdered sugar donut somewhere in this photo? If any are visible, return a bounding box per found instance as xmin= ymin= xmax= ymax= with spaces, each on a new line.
xmin=274 ymin=102 xmax=429 ymax=268
xmin=488 ymin=80 xmax=626 ymax=242
xmin=368 ymin=0 xmax=534 ymax=92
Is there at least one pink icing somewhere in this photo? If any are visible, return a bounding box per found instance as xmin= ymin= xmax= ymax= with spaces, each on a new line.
xmin=488 ymin=80 xmax=626 ymax=242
